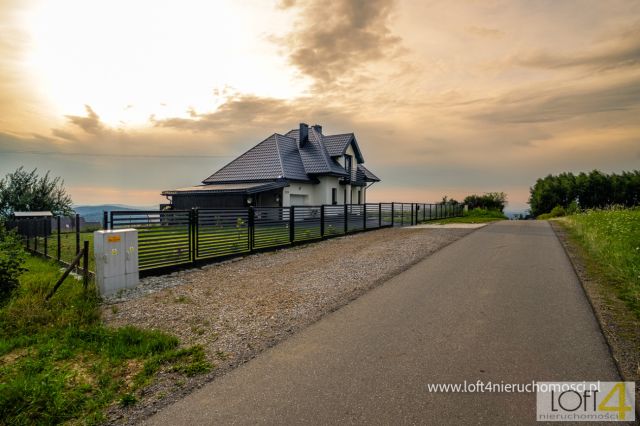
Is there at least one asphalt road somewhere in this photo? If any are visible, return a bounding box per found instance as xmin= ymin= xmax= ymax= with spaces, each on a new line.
xmin=145 ymin=221 xmax=620 ymax=425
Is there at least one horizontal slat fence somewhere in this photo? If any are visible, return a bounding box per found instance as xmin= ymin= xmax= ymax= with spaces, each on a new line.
xmin=111 ymin=210 xmax=191 ymax=270
xmin=107 ymin=202 xmax=463 ymax=274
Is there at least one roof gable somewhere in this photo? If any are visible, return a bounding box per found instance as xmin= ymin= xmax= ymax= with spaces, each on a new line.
xmin=285 ymin=128 xmax=348 ymax=176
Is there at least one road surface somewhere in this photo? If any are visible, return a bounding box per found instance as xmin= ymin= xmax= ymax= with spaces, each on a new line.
xmin=145 ymin=221 xmax=619 ymax=425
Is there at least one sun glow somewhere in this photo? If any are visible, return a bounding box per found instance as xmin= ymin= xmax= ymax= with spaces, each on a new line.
xmin=21 ymin=0 xmax=308 ymax=128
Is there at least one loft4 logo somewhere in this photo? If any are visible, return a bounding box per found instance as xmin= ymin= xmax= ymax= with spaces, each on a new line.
xmin=537 ymin=381 xmax=635 ymax=422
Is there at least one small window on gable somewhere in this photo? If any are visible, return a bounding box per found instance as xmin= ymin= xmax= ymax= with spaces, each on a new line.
xmin=331 ymin=188 xmax=337 ymax=205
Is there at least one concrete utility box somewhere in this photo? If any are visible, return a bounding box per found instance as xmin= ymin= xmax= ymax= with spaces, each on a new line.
xmin=94 ymin=229 xmax=139 ymax=296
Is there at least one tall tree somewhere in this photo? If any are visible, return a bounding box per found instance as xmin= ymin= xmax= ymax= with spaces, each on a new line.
xmin=0 ymin=167 xmax=73 ymax=218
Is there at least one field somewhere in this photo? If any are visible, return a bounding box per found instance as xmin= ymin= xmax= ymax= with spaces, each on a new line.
xmin=558 ymin=208 xmax=640 ymax=318
xmin=0 ymin=255 xmax=212 ymax=425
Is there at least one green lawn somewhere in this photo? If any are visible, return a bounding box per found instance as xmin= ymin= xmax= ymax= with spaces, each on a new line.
xmin=557 ymin=208 xmax=640 ymax=318
xmin=428 ymin=208 xmax=506 ymax=224
xmin=0 ymin=255 xmax=212 ymax=425
xmin=28 ymin=231 xmax=95 ymax=271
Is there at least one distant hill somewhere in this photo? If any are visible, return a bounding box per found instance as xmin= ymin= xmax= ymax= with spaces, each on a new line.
xmin=73 ymin=204 xmax=154 ymax=222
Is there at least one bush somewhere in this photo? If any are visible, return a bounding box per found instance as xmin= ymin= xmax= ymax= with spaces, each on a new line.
xmin=465 ymin=208 xmax=506 ymax=219
xmin=0 ymin=224 xmax=26 ymax=303
xmin=537 ymin=205 xmax=566 ymax=220
xmin=463 ymin=192 xmax=507 ymax=212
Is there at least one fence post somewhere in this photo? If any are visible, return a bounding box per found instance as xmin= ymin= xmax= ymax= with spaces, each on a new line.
xmin=320 ymin=205 xmax=325 ymax=237
xmin=75 ymin=214 xmax=80 ymax=255
xmin=289 ymin=206 xmax=295 ymax=243
xmin=391 ymin=202 xmax=395 ymax=227
xmin=344 ymin=204 xmax=348 ymax=234
xmin=378 ymin=203 xmax=382 ymax=228
xmin=34 ymin=221 xmax=39 ymax=253
xmin=363 ymin=204 xmax=367 ymax=230
xmin=57 ymin=216 xmax=61 ymax=261
xmin=401 ymin=204 xmax=404 ymax=226
xmin=103 ymin=211 xmax=108 ymax=230
xmin=83 ymin=240 xmax=89 ymax=289
xmin=44 ymin=219 xmax=48 ymax=257
xmin=248 ymin=206 xmax=255 ymax=251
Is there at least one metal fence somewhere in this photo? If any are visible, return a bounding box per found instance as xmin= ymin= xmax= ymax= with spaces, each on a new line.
xmin=107 ymin=202 xmax=464 ymax=274
xmin=6 ymin=214 xmax=95 ymax=276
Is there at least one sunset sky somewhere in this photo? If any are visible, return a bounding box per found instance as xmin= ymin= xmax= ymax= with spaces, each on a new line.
xmin=1 ymin=0 xmax=639 ymax=211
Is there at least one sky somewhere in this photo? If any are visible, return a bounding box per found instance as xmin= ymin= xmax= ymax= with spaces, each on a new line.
xmin=1 ymin=0 xmax=639 ymax=211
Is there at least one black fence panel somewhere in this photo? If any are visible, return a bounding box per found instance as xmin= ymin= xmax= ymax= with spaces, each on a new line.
xmin=196 ymin=208 xmax=250 ymax=259
xmin=111 ymin=210 xmax=191 ymax=271
xmin=365 ymin=203 xmax=381 ymax=229
xmin=347 ymin=204 xmax=365 ymax=232
xmin=380 ymin=203 xmax=393 ymax=226
xmin=293 ymin=206 xmax=322 ymax=242
xmin=253 ymin=207 xmax=290 ymax=249
xmin=323 ymin=205 xmax=346 ymax=237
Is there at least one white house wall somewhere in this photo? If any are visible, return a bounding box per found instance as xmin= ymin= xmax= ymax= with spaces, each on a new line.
xmin=282 ymin=177 xmax=367 ymax=206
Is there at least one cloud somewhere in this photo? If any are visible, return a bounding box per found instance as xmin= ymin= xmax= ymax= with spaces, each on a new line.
xmin=472 ymin=76 xmax=640 ymax=124
xmin=64 ymin=105 xmax=106 ymax=135
xmin=516 ymin=23 xmax=640 ymax=71
xmin=152 ymin=93 xmax=349 ymax=133
xmin=277 ymin=0 xmax=403 ymax=88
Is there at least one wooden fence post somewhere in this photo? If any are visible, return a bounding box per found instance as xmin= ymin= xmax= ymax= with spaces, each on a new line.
xmin=320 ymin=205 xmax=325 ymax=237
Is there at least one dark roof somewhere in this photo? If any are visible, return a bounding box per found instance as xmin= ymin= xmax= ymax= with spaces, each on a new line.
xmin=323 ymin=133 xmax=364 ymax=163
xmin=357 ymin=164 xmax=380 ymax=182
xmin=284 ymin=127 xmax=348 ymax=177
xmin=203 ymin=134 xmax=310 ymax=184
xmin=194 ymin=124 xmax=379 ymax=186
xmin=162 ymin=181 xmax=288 ymax=196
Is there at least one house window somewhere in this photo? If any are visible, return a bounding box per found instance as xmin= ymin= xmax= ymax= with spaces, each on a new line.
xmin=344 ymin=155 xmax=352 ymax=175
xmin=357 ymin=190 xmax=361 ymax=205
xmin=332 ymin=188 xmax=337 ymax=205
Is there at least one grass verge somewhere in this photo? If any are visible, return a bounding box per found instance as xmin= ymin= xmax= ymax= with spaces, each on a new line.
xmin=552 ymin=209 xmax=639 ymax=416
xmin=558 ymin=208 xmax=639 ymax=318
xmin=0 ymin=255 xmax=212 ymax=425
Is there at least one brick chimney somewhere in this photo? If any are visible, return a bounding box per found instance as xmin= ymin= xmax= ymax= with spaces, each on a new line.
xmin=299 ymin=123 xmax=309 ymax=147
xmin=311 ymin=124 xmax=322 ymax=134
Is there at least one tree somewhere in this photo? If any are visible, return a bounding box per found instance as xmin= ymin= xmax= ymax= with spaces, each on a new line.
xmin=528 ymin=170 xmax=640 ymax=216
xmin=0 ymin=167 xmax=73 ymax=218
xmin=463 ymin=192 xmax=507 ymax=211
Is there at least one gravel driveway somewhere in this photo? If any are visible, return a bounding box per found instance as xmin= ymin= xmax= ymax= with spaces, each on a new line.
xmin=103 ymin=226 xmax=473 ymax=423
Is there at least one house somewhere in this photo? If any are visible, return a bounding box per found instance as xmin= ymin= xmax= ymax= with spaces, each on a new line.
xmin=162 ymin=123 xmax=380 ymax=209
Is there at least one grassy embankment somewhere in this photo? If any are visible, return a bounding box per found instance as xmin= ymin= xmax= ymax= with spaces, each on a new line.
xmin=0 ymin=255 xmax=212 ymax=425
xmin=432 ymin=208 xmax=507 ymax=224
xmin=557 ymin=208 xmax=640 ymax=319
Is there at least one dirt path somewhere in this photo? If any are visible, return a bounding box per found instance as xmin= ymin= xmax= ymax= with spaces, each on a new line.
xmin=103 ymin=226 xmax=472 ymax=423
